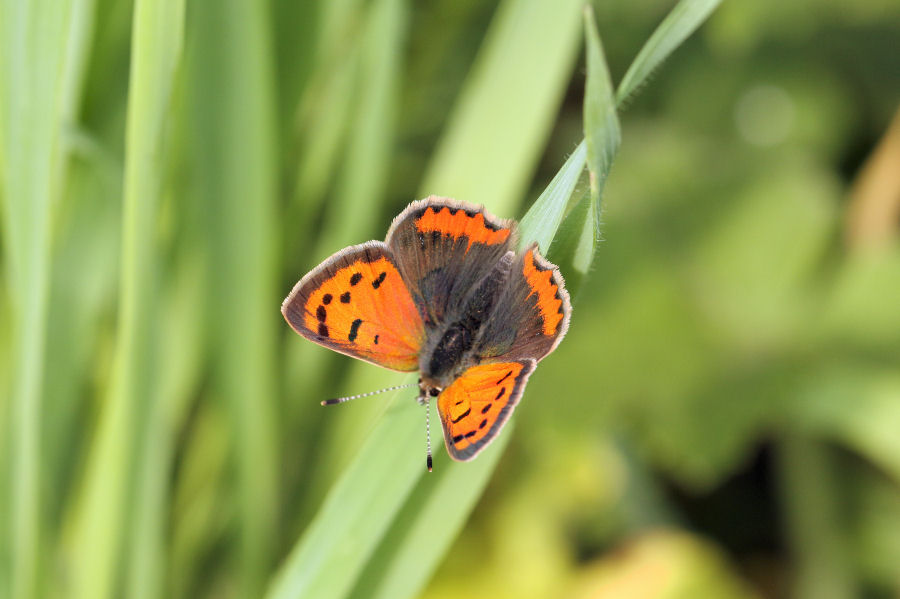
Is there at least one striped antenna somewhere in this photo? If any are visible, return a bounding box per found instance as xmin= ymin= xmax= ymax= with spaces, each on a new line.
xmin=425 ymin=400 xmax=433 ymax=472
xmin=321 ymin=383 xmax=417 ymax=406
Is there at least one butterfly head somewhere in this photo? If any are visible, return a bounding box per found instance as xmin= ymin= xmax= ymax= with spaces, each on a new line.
xmin=416 ymin=376 xmax=442 ymax=406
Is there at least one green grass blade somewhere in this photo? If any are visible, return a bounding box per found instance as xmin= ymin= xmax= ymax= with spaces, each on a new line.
xmin=66 ymin=0 xmax=184 ymax=597
xmin=59 ymin=0 xmax=97 ymax=135
xmin=518 ymin=140 xmax=587 ymax=254
xmin=420 ymin=0 xmax=584 ymax=213
xmin=345 ymin=425 xmax=510 ymax=599
xmin=288 ymin=0 xmax=366 ymax=218
xmin=583 ymin=6 xmax=620 ymax=197
xmin=290 ymin=50 xmax=358 ymax=219
xmin=265 ymin=393 xmax=424 ymax=599
xmin=188 ymin=0 xmax=280 ymax=595
xmin=567 ymin=191 xmax=595 ymax=284
xmin=554 ymin=0 xmax=722 ymax=285
xmin=579 ymin=5 xmax=620 ymax=276
xmin=616 ymin=0 xmax=723 ymax=105
xmin=315 ymin=0 xmax=406 ymax=253
xmin=42 ymin=0 xmax=101 ymax=532
xmin=123 ymin=3 xmax=185 ymax=597
xmin=127 ymin=253 xmax=202 ymax=599
xmin=546 ymin=0 xmax=724 ymax=284
xmin=0 ymin=0 xmax=76 ymax=596
xmin=286 ymin=0 xmax=409 ymax=518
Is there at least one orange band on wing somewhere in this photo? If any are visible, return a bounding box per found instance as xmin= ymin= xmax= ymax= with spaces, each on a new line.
xmin=415 ymin=206 xmax=510 ymax=251
xmin=522 ymin=250 xmax=564 ymax=336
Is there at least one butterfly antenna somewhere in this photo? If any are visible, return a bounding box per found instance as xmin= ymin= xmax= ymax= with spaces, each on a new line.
xmin=321 ymin=383 xmax=417 ymax=406
xmin=425 ymin=399 xmax=433 ymax=472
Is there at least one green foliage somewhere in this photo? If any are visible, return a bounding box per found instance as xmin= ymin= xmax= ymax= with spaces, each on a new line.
xmin=1 ymin=0 xmax=898 ymax=598
xmin=1 ymin=0 xmax=80 ymax=596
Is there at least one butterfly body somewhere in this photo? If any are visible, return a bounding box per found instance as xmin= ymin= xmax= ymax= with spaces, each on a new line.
xmin=417 ymin=249 xmax=513 ymax=391
xmin=282 ymin=197 xmax=571 ymax=462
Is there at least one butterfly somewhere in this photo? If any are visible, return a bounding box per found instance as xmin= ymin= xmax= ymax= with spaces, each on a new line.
xmin=281 ymin=196 xmax=571 ymax=469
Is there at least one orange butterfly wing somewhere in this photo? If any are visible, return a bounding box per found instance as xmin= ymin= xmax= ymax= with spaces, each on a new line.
xmin=436 ymin=360 xmax=536 ymax=461
xmin=281 ymin=242 xmax=425 ymax=371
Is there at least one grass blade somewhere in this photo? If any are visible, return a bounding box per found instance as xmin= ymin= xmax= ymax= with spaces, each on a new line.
xmin=286 ymin=0 xmax=409 ymax=521
xmin=0 ymin=0 xmax=76 ymax=596
xmin=346 ymin=434 xmax=509 ymax=599
xmin=288 ymin=0 xmax=367 ymax=220
xmin=188 ymin=0 xmax=280 ymax=594
xmin=616 ymin=0 xmax=724 ymax=105
xmin=266 ymin=393 xmax=424 ymax=599
xmin=66 ymin=0 xmax=184 ymax=597
xmin=123 ymin=3 xmax=185 ymax=597
xmin=583 ymin=6 xmax=620 ymax=200
xmin=420 ymin=0 xmax=584 ymax=213
xmin=518 ymin=140 xmax=587 ymax=254
xmin=577 ymin=5 xmax=620 ymax=277
xmin=315 ymin=0 xmax=406 ymax=254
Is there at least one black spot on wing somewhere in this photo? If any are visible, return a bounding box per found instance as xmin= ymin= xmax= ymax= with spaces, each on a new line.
xmin=348 ymin=319 xmax=363 ymax=342
xmin=316 ymin=306 xmax=327 ymax=322
xmin=322 ymin=294 xmax=332 ymax=305
xmin=451 ymin=408 xmax=471 ymax=424
xmin=372 ymin=272 xmax=386 ymax=289
xmin=318 ymin=324 xmax=328 ymax=337
xmin=340 ymin=292 xmax=351 ymax=303
xmin=350 ymin=273 xmax=362 ymax=286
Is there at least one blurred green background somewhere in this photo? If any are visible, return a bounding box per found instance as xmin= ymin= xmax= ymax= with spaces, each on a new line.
xmin=1 ymin=0 xmax=899 ymax=598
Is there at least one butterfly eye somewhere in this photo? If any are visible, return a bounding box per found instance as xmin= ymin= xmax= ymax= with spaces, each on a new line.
xmin=429 ymin=388 xmax=440 ymax=397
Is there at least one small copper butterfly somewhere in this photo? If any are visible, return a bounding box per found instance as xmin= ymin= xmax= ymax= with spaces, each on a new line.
xmin=282 ymin=196 xmax=571 ymax=469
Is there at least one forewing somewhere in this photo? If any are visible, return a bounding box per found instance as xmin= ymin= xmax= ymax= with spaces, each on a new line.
xmin=386 ymin=196 xmax=517 ymax=327
xmin=281 ymin=241 xmax=425 ymax=371
xmin=437 ymin=360 xmax=535 ymax=461
xmin=476 ymin=243 xmax=571 ymax=363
